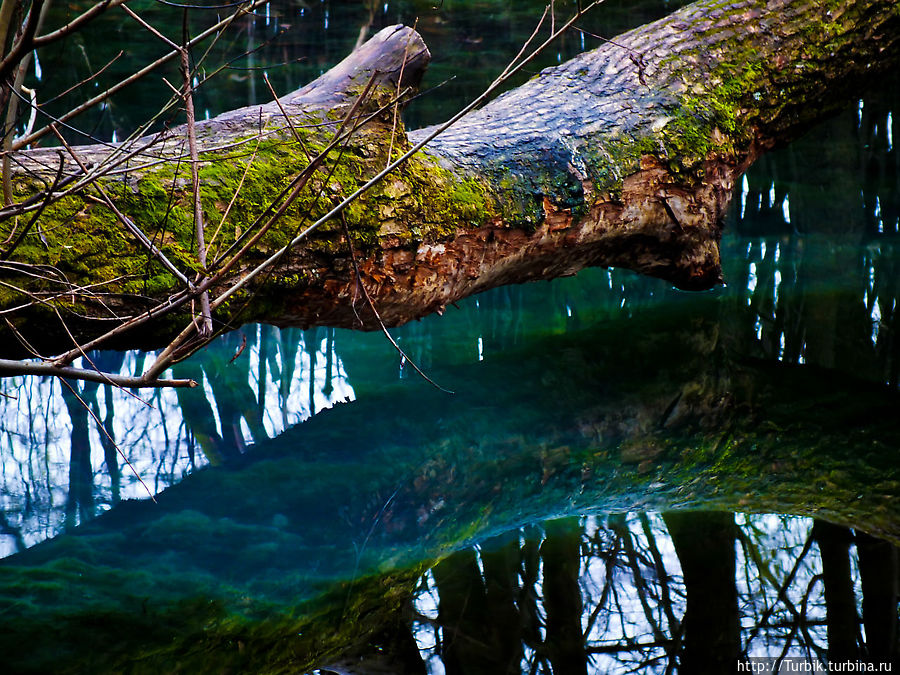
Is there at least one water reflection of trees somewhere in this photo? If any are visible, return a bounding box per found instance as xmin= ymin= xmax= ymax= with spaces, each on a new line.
xmin=728 ymin=73 xmax=900 ymax=387
xmin=0 ymin=42 xmax=897 ymax=672
xmin=390 ymin=514 xmax=899 ymax=674
xmin=3 ymin=81 xmax=899 ymax=555
xmin=0 ymin=326 xmax=353 ymax=557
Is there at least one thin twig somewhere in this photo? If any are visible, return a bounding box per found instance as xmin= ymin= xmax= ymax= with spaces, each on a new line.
xmin=50 ymin=125 xmax=193 ymax=287
xmin=181 ymin=9 xmax=212 ymax=336
xmin=339 ymin=212 xmax=453 ymax=394
xmin=204 ymin=139 xmax=259 ymax=254
xmin=386 ymin=18 xmax=417 ymax=168
xmin=52 ymin=308 xmax=157 ymax=410
xmin=31 ymin=0 xmax=127 ymax=48
xmin=13 ymin=0 xmax=270 ymax=150
xmin=5 ymin=317 xmax=44 ymax=358
xmin=122 ymin=3 xmax=180 ymax=50
xmin=43 ymin=50 xmax=125 ymax=104
xmin=261 ymin=72 xmax=311 ymax=161
xmin=58 ymin=377 xmax=160 ymax=503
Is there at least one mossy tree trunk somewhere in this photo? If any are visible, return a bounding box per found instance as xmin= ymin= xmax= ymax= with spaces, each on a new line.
xmin=1 ymin=0 xmax=899 ymax=356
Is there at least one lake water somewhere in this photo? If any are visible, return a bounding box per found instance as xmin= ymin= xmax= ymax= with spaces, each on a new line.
xmin=1 ymin=0 xmax=899 ymax=672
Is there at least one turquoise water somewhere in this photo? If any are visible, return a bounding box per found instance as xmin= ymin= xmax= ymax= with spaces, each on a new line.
xmin=2 ymin=0 xmax=900 ymax=672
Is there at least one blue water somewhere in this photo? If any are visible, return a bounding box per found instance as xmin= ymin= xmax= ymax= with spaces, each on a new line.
xmin=1 ymin=0 xmax=899 ymax=672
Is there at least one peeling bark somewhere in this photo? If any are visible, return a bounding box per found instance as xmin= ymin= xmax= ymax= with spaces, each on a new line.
xmin=1 ymin=0 xmax=899 ymax=353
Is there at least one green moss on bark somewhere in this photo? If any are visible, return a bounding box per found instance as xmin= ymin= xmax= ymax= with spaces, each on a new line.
xmin=0 ymin=117 xmax=498 ymax=336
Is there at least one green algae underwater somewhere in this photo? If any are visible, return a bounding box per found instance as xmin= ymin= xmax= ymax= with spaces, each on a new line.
xmin=1 ymin=282 xmax=899 ymax=672
xmin=2 ymin=0 xmax=900 ymax=670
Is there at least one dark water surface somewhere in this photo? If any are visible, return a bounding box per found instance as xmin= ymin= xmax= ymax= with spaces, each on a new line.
xmin=2 ymin=1 xmax=900 ymax=673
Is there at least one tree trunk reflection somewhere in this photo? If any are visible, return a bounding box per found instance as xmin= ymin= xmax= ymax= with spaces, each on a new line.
xmin=813 ymin=519 xmax=862 ymax=662
xmin=664 ymin=511 xmax=740 ymax=674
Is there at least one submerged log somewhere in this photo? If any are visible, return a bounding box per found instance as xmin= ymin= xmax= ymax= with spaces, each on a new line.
xmin=3 ymin=301 xmax=900 ymax=672
xmin=1 ymin=0 xmax=899 ymax=353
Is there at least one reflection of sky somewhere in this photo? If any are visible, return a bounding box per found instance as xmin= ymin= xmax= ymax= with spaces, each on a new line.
xmin=248 ymin=328 xmax=356 ymax=440
xmin=410 ymin=513 xmax=862 ymax=671
xmin=0 ymin=326 xmax=355 ymax=558
xmin=736 ymin=515 xmax=826 ymax=657
xmin=581 ymin=513 xmax=682 ymax=673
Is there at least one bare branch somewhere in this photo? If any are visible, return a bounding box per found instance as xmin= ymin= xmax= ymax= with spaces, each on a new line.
xmin=31 ymin=0 xmax=127 ymax=48
xmin=121 ymin=4 xmax=180 ymax=51
xmin=12 ymin=0 xmax=270 ymax=150
xmin=181 ymin=9 xmax=212 ymax=336
xmin=50 ymin=125 xmax=193 ymax=287
xmin=339 ymin=212 xmax=453 ymax=394
xmin=0 ymin=357 xmax=196 ymax=387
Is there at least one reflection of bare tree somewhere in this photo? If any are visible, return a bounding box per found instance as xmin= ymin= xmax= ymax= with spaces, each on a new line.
xmin=856 ymin=531 xmax=900 ymax=665
xmin=541 ymin=518 xmax=587 ymax=675
xmin=727 ymin=82 xmax=900 ymax=386
xmin=0 ymin=323 xmax=356 ymax=556
xmin=306 ymin=327 xmax=320 ymax=417
xmin=59 ymin=379 xmax=94 ymax=530
xmin=174 ymin=359 xmax=237 ymax=463
xmin=417 ymin=514 xmax=900 ymax=672
xmin=639 ymin=512 xmax=681 ymax=650
xmin=172 ymin=325 xmax=356 ymax=462
xmin=480 ymin=532 xmax=525 ymax=673
xmin=519 ymin=526 xmax=543 ymax=654
xmin=664 ymin=511 xmax=740 ymax=673
xmin=813 ymin=520 xmax=863 ymax=662
xmin=353 ymin=0 xmax=379 ymax=51
xmin=202 ymin=331 xmax=267 ymax=451
xmin=431 ymin=548 xmax=495 ymax=674
xmin=83 ymin=351 xmax=126 ymax=503
xmin=738 ymin=517 xmax=819 ymax=658
xmin=427 ymin=516 xmax=682 ymax=673
xmin=428 ymin=522 xmax=589 ymax=674
xmin=0 ymin=510 xmax=25 ymax=553
xmin=608 ymin=513 xmax=674 ymax=657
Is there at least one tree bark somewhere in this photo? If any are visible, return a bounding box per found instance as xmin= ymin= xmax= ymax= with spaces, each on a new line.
xmin=1 ymin=0 xmax=899 ymax=354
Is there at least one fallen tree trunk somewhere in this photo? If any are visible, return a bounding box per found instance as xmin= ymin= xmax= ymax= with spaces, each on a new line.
xmin=1 ymin=0 xmax=899 ymax=356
